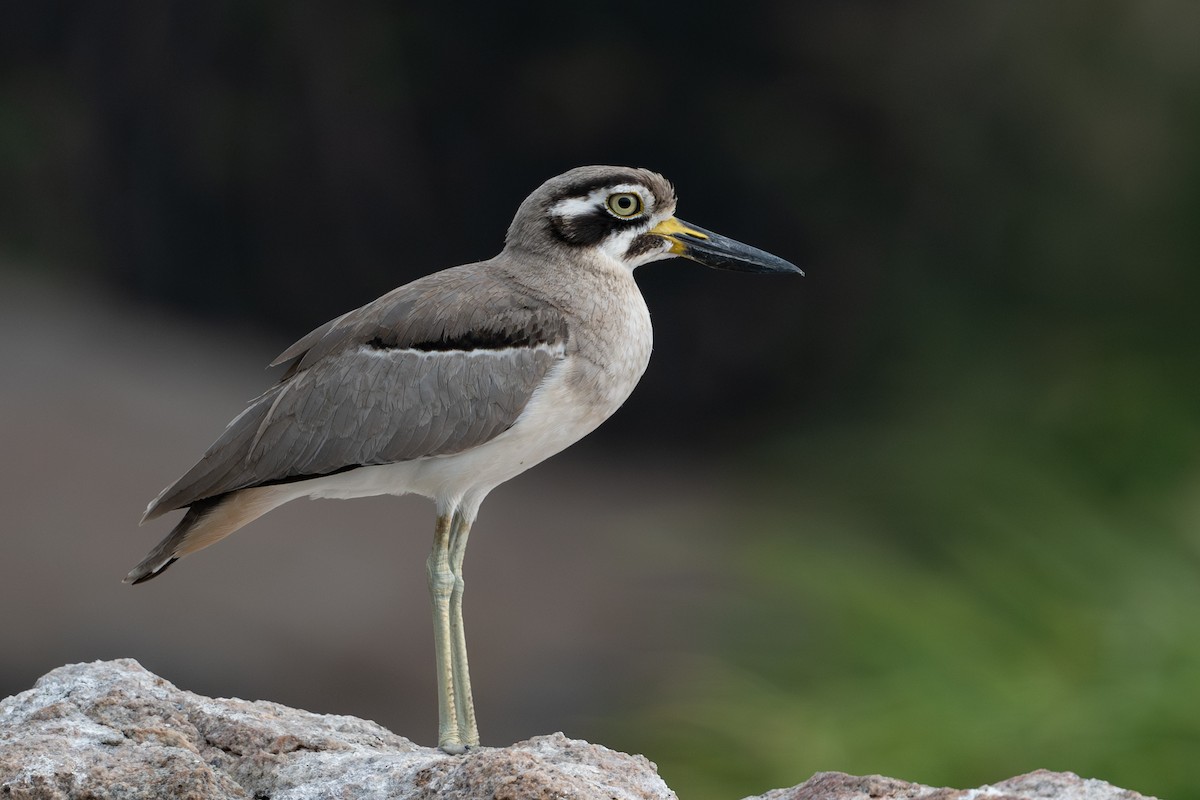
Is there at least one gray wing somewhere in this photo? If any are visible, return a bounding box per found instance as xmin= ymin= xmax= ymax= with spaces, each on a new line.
xmin=145 ymin=263 xmax=569 ymax=519
xmin=273 ymin=263 xmax=569 ymax=376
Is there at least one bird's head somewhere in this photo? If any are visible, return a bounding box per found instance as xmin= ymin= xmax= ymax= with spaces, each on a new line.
xmin=506 ymin=165 xmax=802 ymax=275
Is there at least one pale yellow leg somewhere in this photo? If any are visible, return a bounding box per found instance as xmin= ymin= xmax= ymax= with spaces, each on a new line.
xmin=426 ymin=513 xmax=464 ymax=753
xmin=448 ymin=510 xmax=479 ymax=747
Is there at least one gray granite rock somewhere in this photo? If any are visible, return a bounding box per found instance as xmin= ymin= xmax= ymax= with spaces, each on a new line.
xmin=0 ymin=660 xmax=1157 ymax=800
xmin=0 ymin=659 xmax=675 ymax=799
xmin=745 ymin=770 xmax=1157 ymax=800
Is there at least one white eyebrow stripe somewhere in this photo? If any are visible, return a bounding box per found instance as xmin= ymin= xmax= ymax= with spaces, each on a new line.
xmin=548 ymin=195 xmax=599 ymax=218
xmin=548 ymin=183 xmax=653 ymax=219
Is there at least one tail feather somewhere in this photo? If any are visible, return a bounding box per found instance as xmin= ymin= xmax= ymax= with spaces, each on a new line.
xmin=129 ymin=557 xmax=178 ymax=585
xmin=124 ymin=486 xmax=291 ymax=584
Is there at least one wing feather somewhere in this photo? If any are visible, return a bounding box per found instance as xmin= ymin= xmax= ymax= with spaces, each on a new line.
xmin=145 ymin=262 xmax=570 ymax=520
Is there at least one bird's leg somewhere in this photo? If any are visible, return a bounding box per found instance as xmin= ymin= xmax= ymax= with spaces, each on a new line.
xmin=427 ymin=513 xmax=464 ymax=753
xmin=448 ymin=509 xmax=479 ymax=747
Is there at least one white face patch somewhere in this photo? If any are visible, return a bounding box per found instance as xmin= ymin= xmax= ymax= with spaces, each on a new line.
xmin=548 ymin=183 xmax=678 ymax=271
xmin=597 ymin=223 xmax=673 ymax=269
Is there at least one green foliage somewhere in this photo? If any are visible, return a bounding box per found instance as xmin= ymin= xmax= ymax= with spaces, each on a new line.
xmin=619 ymin=343 xmax=1200 ymax=799
xmin=609 ymin=4 xmax=1200 ymax=797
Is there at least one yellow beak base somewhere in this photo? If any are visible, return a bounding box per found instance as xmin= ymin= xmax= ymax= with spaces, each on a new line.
xmin=649 ymin=217 xmax=710 ymax=255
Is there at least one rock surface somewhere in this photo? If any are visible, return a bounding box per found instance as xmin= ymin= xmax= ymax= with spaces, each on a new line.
xmin=0 ymin=660 xmax=1157 ymax=800
xmin=745 ymin=771 xmax=1157 ymax=800
xmin=0 ymin=660 xmax=674 ymax=799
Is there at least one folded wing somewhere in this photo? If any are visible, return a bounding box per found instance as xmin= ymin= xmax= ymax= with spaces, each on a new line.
xmin=145 ymin=263 xmax=569 ymax=519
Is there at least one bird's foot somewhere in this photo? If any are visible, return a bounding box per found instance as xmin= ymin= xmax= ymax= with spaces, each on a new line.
xmin=439 ymin=741 xmax=471 ymax=756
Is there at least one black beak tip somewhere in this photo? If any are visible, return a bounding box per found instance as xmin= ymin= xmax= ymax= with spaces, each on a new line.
xmin=775 ymin=259 xmax=805 ymax=277
xmin=688 ymin=235 xmax=804 ymax=275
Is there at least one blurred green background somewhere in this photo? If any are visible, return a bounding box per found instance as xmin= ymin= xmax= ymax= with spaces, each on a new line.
xmin=2 ymin=2 xmax=1197 ymax=799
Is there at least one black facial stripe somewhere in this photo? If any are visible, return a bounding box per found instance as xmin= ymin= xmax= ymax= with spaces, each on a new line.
xmin=542 ymin=173 xmax=656 ymax=248
xmin=624 ymin=234 xmax=664 ymax=261
xmin=549 ymin=209 xmax=645 ymax=247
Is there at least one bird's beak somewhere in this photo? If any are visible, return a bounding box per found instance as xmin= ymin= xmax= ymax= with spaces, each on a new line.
xmin=649 ymin=217 xmax=803 ymax=275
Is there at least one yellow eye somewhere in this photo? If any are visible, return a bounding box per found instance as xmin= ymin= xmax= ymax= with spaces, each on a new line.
xmin=606 ymin=192 xmax=644 ymax=218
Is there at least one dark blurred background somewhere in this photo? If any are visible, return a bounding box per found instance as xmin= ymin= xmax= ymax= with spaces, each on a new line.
xmin=2 ymin=2 xmax=1198 ymax=798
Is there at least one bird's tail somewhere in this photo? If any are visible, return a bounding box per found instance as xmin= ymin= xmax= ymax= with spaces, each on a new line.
xmin=124 ymin=486 xmax=289 ymax=585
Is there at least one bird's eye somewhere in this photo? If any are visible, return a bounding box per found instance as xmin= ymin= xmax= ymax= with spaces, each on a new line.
xmin=606 ymin=192 xmax=644 ymax=218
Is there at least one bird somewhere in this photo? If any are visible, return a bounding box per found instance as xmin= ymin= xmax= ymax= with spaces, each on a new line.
xmin=125 ymin=165 xmax=802 ymax=753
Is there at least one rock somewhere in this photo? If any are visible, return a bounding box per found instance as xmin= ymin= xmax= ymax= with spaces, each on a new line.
xmin=0 ymin=659 xmax=675 ymax=800
xmin=0 ymin=661 xmax=1157 ymax=800
xmin=747 ymin=770 xmax=1158 ymax=800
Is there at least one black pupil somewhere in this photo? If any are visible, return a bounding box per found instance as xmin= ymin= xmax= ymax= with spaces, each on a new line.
xmin=617 ymin=196 xmax=633 ymax=211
